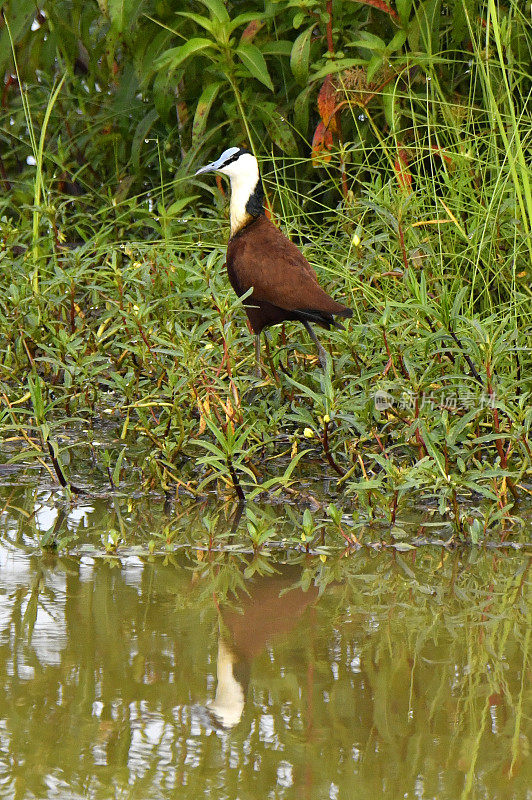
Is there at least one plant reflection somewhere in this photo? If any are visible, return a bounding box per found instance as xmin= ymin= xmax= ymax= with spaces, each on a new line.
xmin=0 ymin=542 xmax=530 ymax=800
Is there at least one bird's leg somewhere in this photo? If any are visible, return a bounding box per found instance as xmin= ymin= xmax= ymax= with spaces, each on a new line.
xmin=281 ymin=324 xmax=292 ymax=373
xmin=254 ymin=332 xmax=279 ymax=382
xmin=303 ymin=321 xmax=328 ymax=370
xmin=254 ymin=334 xmax=263 ymax=378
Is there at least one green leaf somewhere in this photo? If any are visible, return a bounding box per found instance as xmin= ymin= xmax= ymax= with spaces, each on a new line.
xmin=387 ymin=30 xmax=407 ymax=54
xmin=236 ymin=43 xmax=274 ymax=91
xmin=261 ymin=40 xmax=293 ymax=57
xmin=450 ymin=286 xmax=469 ymax=318
xmin=447 ymin=407 xmax=482 ymax=446
xmin=395 ymin=0 xmax=413 ymax=25
xmin=166 ymin=196 xmax=200 ymax=216
xmin=176 ymin=12 xmax=215 ymax=35
xmin=198 ymin=0 xmax=230 ymax=24
xmin=192 ymin=82 xmax=223 ymax=145
xmin=134 ymin=28 xmax=172 ymax=82
xmin=290 ymin=24 xmax=314 ymax=86
xmin=266 ymin=112 xmax=298 ymax=155
xmin=311 ymin=58 xmax=365 ymax=82
xmin=382 ymin=89 xmax=397 ymax=132
xmin=229 ymin=11 xmax=266 ymax=34
xmin=108 ymin=0 xmax=140 ymax=33
xmin=285 ymin=375 xmax=323 ymax=405
xmin=154 ymin=38 xmax=215 ymax=72
xmin=422 ymin=0 xmax=442 ymax=54
xmin=468 ymin=518 xmax=483 ymax=545
xmin=294 ymin=84 xmax=312 ymax=133
xmin=418 ymin=422 xmax=448 ymax=479
xmin=152 ymin=68 xmax=174 ymax=121
xmin=112 ymin=448 xmax=127 ymax=486
xmin=409 ymin=0 xmax=441 ymax=54
xmin=131 ymin=108 xmax=159 ymax=171
xmin=0 ymin=0 xmax=35 ymax=73
xmin=196 ymin=441 xmax=226 ymax=459
xmin=461 ymin=482 xmax=499 ymax=502
xmin=348 ymin=34 xmax=386 ymax=53
xmin=367 ymin=54 xmax=383 ymax=83
xmin=302 ymin=508 xmax=314 ymax=533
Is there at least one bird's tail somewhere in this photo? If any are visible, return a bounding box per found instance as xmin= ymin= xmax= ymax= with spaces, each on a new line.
xmin=332 ymin=306 xmax=353 ymax=329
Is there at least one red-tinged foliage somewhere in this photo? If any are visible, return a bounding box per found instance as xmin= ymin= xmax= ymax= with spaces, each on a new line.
xmin=312 ymin=76 xmax=337 ymax=164
xmin=353 ymin=0 xmax=399 ymax=20
xmin=311 ymin=121 xmax=334 ymax=165
xmin=317 ymin=75 xmax=338 ymax=132
xmin=240 ymin=20 xmax=264 ymax=43
xmin=431 ymin=144 xmax=453 ymax=165
xmin=394 ymin=146 xmax=412 ymax=192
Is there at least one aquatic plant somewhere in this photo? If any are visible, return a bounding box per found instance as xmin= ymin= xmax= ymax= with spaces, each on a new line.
xmin=0 ymin=0 xmax=530 ymax=547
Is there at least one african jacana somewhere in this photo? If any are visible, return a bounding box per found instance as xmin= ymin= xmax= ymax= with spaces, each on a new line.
xmin=195 ymin=147 xmax=352 ymax=370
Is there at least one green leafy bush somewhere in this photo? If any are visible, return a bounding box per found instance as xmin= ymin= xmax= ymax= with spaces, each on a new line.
xmin=0 ymin=0 xmax=531 ymax=544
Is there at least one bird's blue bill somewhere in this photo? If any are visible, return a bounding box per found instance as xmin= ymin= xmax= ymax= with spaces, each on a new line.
xmin=194 ymin=147 xmax=240 ymax=175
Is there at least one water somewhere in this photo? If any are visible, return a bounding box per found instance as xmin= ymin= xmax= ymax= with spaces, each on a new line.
xmin=0 ymin=535 xmax=530 ymax=800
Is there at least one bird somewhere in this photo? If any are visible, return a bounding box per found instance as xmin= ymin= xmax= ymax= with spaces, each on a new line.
xmin=195 ymin=146 xmax=353 ymax=371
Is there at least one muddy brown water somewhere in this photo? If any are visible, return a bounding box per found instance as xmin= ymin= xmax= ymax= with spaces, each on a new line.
xmin=1 ymin=497 xmax=530 ymax=800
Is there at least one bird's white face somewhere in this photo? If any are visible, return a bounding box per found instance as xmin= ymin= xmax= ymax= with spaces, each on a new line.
xmin=195 ymin=147 xmax=260 ymax=236
xmin=217 ymin=151 xmax=257 ymax=181
xmin=195 ymin=147 xmax=258 ymax=178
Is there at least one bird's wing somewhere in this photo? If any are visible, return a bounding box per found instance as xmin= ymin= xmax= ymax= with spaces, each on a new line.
xmin=227 ymin=217 xmax=346 ymax=314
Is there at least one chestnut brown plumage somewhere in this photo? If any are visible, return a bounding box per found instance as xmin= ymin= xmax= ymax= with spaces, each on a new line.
xmin=195 ymin=146 xmax=352 ymax=369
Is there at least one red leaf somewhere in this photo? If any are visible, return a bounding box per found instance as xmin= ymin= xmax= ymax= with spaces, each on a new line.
xmin=353 ymin=0 xmax=398 ymax=20
xmin=431 ymin=144 xmax=453 ymax=165
xmin=317 ymin=75 xmax=337 ymax=131
xmin=394 ymin=146 xmax=412 ymax=192
xmin=311 ymin=121 xmax=333 ymax=165
xmin=240 ymin=20 xmax=264 ymax=43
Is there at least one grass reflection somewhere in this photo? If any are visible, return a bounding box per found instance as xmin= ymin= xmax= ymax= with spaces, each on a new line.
xmin=0 ymin=545 xmax=529 ymax=799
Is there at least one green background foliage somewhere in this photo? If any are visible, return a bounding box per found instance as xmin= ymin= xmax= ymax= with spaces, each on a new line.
xmin=0 ymin=0 xmax=531 ymax=546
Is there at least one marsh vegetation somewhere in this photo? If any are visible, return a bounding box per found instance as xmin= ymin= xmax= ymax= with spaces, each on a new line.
xmin=0 ymin=6 xmax=531 ymax=798
xmin=1 ymin=0 xmax=531 ymax=549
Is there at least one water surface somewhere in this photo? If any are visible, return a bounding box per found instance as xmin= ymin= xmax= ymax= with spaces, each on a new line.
xmin=0 ymin=538 xmax=530 ymax=800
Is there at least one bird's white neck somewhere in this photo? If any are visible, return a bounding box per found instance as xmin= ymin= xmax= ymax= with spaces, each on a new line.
xmin=207 ymin=638 xmax=245 ymax=729
xmin=228 ymin=160 xmax=261 ymax=237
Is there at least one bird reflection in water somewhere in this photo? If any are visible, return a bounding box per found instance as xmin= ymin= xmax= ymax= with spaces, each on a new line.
xmin=202 ymin=568 xmax=319 ymax=731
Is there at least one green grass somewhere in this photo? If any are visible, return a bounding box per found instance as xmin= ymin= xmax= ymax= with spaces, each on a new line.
xmin=1 ymin=16 xmax=531 ymax=550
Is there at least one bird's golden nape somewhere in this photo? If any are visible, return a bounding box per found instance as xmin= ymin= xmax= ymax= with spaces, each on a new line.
xmin=195 ymin=146 xmax=353 ymax=372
